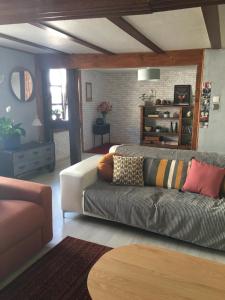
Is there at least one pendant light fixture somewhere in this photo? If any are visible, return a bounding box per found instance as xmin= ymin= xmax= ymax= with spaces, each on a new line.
xmin=137 ymin=68 xmax=160 ymax=81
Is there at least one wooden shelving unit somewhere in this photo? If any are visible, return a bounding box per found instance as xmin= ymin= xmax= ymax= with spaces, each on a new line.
xmin=140 ymin=105 xmax=194 ymax=150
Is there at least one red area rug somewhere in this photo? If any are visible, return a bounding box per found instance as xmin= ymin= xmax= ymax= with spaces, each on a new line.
xmin=85 ymin=143 xmax=117 ymax=154
xmin=0 ymin=237 xmax=111 ymax=300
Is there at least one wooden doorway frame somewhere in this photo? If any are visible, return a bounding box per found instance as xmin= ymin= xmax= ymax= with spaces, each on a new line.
xmin=37 ymin=49 xmax=204 ymax=150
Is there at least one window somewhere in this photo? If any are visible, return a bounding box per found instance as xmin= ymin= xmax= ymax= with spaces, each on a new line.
xmin=49 ymin=69 xmax=68 ymax=121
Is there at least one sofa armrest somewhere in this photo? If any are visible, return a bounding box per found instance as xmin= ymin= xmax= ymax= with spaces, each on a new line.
xmin=60 ymin=154 xmax=103 ymax=213
xmin=0 ymin=176 xmax=52 ymax=243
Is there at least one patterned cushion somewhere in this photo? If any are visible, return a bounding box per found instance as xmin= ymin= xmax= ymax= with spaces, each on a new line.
xmin=113 ymin=156 xmax=144 ymax=186
xmin=144 ymin=158 xmax=190 ymax=189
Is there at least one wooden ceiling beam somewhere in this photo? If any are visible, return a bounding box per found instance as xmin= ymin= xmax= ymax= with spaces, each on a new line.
xmin=0 ymin=0 xmax=225 ymax=25
xmin=108 ymin=16 xmax=164 ymax=54
xmin=37 ymin=49 xmax=204 ymax=70
xmin=30 ymin=22 xmax=114 ymax=55
xmin=0 ymin=33 xmax=66 ymax=54
xmin=201 ymin=5 xmax=221 ymax=49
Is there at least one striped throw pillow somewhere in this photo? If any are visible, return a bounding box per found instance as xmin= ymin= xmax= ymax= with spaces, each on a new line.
xmin=144 ymin=158 xmax=190 ymax=190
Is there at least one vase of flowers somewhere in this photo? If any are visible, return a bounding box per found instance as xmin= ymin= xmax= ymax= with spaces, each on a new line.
xmin=97 ymin=101 xmax=112 ymax=124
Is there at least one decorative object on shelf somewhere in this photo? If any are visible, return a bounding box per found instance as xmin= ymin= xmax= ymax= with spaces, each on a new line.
xmin=97 ymin=101 xmax=112 ymax=124
xmin=200 ymin=82 xmax=211 ymax=128
xmin=139 ymin=93 xmax=153 ymax=106
xmin=137 ymin=68 xmax=160 ymax=81
xmin=145 ymin=126 xmax=151 ymax=132
xmin=212 ymin=96 xmax=220 ymax=111
xmin=155 ymin=99 xmax=161 ymax=105
xmin=163 ymin=111 xmax=170 ymax=118
xmin=10 ymin=68 xmax=34 ymax=102
xmin=174 ymin=85 xmax=191 ymax=105
xmin=155 ymin=126 xmax=161 ymax=133
xmin=186 ymin=110 xmax=192 ymax=118
xmin=170 ymin=122 xmax=173 ymax=133
xmin=0 ymin=117 xmax=26 ymax=150
xmin=173 ymin=112 xmax=179 ymax=118
xmin=148 ymin=112 xmax=159 ymax=118
xmin=139 ymin=90 xmax=157 ymax=106
xmin=86 ymin=82 xmax=92 ymax=102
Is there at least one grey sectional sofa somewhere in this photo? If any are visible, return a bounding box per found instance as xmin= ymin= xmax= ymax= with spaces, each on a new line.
xmin=60 ymin=145 xmax=225 ymax=251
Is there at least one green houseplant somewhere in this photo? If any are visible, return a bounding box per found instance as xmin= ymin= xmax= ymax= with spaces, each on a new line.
xmin=0 ymin=117 xmax=26 ymax=149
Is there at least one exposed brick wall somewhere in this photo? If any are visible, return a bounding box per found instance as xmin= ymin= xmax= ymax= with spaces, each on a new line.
xmin=81 ymin=67 xmax=197 ymax=149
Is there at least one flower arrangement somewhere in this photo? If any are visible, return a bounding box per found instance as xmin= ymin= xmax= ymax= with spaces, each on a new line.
xmin=97 ymin=101 xmax=112 ymax=114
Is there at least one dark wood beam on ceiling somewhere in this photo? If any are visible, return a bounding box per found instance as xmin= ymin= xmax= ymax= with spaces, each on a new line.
xmin=0 ymin=33 xmax=66 ymax=54
xmin=0 ymin=0 xmax=225 ymax=25
xmin=37 ymin=49 xmax=204 ymax=69
xmin=201 ymin=5 xmax=221 ymax=49
xmin=108 ymin=16 xmax=164 ymax=54
xmin=30 ymin=22 xmax=114 ymax=55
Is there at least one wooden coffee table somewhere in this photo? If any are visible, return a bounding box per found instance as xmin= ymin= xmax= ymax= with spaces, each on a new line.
xmin=88 ymin=244 xmax=225 ymax=300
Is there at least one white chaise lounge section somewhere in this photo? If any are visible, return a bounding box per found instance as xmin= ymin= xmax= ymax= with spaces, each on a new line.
xmin=60 ymin=154 xmax=103 ymax=215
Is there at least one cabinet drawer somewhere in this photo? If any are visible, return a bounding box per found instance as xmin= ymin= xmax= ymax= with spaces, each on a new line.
xmin=28 ymin=160 xmax=43 ymax=170
xmin=14 ymin=152 xmax=27 ymax=163
xmin=14 ymin=163 xmax=29 ymax=176
xmin=42 ymin=145 xmax=53 ymax=155
xmin=29 ymin=148 xmax=42 ymax=159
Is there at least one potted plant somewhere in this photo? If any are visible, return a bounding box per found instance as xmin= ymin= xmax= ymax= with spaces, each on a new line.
xmin=0 ymin=117 xmax=26 ymax=150
xmin=52 ymin=109 xmax=62 ymax=120
xmin=97 ymin=101 xmax=112 ymax=123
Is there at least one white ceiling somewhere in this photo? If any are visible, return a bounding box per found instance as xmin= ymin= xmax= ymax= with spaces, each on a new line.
xmin=125 ymin=8 xmax=210 ymax=50
xmin=0 ymin=6 xmax=224 ymax=55
xmin=49 ymin=18 xmax=150 ymax=53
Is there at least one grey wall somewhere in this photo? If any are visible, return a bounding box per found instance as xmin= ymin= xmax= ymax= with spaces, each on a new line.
xmin=0 ymin=47 xmax=38 ymax=143
xmin=198 ymin=50 xmax=225 ymax=154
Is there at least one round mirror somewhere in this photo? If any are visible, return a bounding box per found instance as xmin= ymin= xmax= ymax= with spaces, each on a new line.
xmin=10 ymin=68 xmax=34 ymax=102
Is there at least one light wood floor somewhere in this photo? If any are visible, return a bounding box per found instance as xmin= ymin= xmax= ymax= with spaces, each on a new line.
xmin=1 ymin=155 xmax=225 ymax=288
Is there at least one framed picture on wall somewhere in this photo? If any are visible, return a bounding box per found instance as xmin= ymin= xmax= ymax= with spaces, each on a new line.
xmin=86 ymin=82 xmax=92 ymax=102
xmin=174 ymin=85 xmax=191 ymax=105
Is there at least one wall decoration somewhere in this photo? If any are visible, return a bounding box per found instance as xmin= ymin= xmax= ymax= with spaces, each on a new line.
xmin=212 ymin=96 xmax=220 ymax=111
xmin=174 ymin=85 xmax=191 ymax=105
xmin=86 ymin=82 xmax=92 ymax=102
xmin=200 ymin=82 xmax=211 ymax=128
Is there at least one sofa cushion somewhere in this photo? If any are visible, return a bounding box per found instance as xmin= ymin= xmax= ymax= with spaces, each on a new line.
xmin=84 ymin=180 xmax=225 ymax=250
xmin=144 ymin=158 xmax=190 ymax=189
xmin=0 ymin=200 xmax=44 ymax=253
xmin=97 ymin=153 xmax=121 ymax=182
xmin=182 ymin=159 xmax=225 ymax=199
xmin=113 ymin=156 xmax=144 ymax=186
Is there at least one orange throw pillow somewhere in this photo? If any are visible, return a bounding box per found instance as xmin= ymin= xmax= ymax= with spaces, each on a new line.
xmin=98 ymin=153 xmax=120 ymax=182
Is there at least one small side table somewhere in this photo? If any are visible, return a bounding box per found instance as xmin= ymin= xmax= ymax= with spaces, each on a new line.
xmin=93 ymin=124 xmax=110 ymax=147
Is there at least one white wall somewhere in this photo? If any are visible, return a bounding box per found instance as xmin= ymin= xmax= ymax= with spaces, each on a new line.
xmin=198 ymin=50 xmax=225 ymax=154
xmin=54 ymin=131 xmax=70 ymax=161
xmin=81 ymin=67 xmax=197 ymax=147
xmin=81 ymin=70 xmax=107 ymax=150
xmin=0 ymin=47 xmax=38 ymax=143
